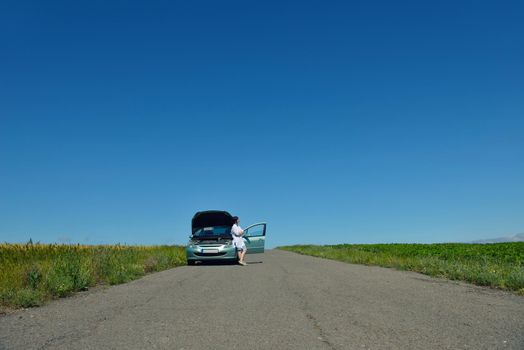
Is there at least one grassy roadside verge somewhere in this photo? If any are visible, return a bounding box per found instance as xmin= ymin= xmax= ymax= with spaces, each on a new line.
xmin=0 ymin=243 xmax=186 ymax=309
xmin=278 ymin=243 xmax=524 ymax=294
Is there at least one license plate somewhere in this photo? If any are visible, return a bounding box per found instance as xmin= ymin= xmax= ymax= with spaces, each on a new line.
xmin=202 ymin=249 xmax=219 ymax=254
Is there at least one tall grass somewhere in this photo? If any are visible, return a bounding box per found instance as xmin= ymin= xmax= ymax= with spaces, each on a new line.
xmin=0 ymin=243 xmax=186 ymax=308
xmin=278 ymin=243 xmax=524 ymax=294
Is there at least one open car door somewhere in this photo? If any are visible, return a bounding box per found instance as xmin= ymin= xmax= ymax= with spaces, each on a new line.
xmin=243 ymin=222 xmax=266 ymax=254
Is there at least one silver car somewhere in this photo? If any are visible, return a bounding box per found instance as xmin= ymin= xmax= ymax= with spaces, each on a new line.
xmin=185 ymin=210 xmax=267 ymax=265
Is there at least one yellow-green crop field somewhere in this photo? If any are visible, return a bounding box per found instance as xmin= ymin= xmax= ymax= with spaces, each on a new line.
xmin=0 ymin=243 xmax=186 ymax=309
xmin=279 ymin=243 xmax=524 ymax=294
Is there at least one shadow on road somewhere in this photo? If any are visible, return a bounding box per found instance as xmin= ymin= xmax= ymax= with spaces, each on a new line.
xmin=191 ymin=260 xmax=238 ymax=266
xmin=190 ymin=260 xmax=264 ymax=266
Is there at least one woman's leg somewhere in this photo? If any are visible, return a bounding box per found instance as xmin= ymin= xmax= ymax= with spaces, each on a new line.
xmin=240 ymin=248 xmax=247 ymax=262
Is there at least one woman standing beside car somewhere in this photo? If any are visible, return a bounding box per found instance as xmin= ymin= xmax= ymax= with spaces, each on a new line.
xmin=231 ymin=216 xmax=247 ymax=266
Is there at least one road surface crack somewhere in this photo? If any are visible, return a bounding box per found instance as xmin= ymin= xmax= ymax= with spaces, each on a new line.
xmin=276 ymin=260 xmax=337 ymax=350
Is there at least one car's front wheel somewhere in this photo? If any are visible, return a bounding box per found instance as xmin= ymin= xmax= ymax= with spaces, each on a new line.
xmin=187 ymin=260 xmax=195 ymax=266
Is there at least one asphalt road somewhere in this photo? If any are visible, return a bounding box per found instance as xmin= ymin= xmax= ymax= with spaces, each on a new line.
xmin=1 ymin=249 xmax=523 ymax=350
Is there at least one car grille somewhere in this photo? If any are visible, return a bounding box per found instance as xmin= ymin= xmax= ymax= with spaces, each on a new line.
xmin=194 ymin=252 xmax=227 ymax=256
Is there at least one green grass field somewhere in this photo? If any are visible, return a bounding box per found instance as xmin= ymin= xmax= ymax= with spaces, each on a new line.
xmin=278 ymin=243 xmax=524 ymax=294
xmin=0 ymin=243 xmax=186 ymax=309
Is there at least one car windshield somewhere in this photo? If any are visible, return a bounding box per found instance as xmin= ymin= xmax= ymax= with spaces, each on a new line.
xmin=193 ymin=225 xmax=232 ymax=237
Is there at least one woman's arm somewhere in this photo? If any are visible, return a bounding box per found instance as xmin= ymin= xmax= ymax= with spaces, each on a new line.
xmin=232 ymin=225 xmax=244 ymax=236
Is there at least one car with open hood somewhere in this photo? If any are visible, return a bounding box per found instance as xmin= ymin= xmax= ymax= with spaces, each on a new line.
xmin=185 ymin=210 xmax=267 ymax=265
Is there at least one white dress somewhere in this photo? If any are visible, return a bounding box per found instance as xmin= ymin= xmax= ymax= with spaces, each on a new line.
xmin=231 ymin=224 xmax=246 ymax=250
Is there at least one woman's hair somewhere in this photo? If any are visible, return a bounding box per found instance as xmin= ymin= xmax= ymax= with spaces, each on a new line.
xmin=232 ymin=216 xmax=239 ymax=224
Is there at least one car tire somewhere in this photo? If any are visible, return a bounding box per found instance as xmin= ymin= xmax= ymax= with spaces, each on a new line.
xmin=187 ymin=260 xmax=195 ymax=265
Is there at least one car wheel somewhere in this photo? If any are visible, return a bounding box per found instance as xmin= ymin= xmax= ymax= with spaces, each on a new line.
xmin=187 ymin=260 xmax=195 ymax=265
xmin=233 ymin=253 xmax=240 ymax=265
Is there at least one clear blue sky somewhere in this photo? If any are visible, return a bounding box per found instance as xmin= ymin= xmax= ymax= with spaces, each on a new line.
xmin=1 ymin=0 xmax=523 ymax=247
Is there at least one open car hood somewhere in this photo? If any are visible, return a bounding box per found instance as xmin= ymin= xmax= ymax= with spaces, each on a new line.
xmin=191 ymin=210 xmax=233 ymax=235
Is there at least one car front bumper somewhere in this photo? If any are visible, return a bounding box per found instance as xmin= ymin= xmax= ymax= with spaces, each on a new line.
xmin=185 ymin=244 xmax=237 ymax=262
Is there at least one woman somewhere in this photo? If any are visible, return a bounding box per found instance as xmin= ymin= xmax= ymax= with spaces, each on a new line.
xmin=231 ymin=216 xmax=247 ymax=266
